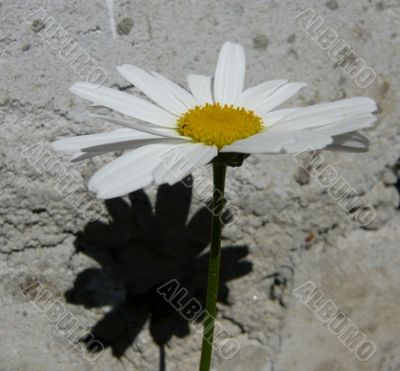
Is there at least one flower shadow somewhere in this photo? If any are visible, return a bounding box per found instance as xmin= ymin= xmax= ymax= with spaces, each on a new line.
xmin=65 ymin=176 xmax=252 ymax=368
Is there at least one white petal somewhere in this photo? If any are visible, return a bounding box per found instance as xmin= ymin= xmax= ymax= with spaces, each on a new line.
xmin=187 ymin=75 xmax=214 ymax=105
xmin=326 ymin=132 xmax=370 ymax=152
xmin=153 ymin=143 xmax=217 ymax=185
xmin=84 ymin=138 xmax=184 ymax=153
xmin=269 ymin=97 xmax=377 ymax=131
xmin=262 ymin=108 xmax=301 ymax=127
xmin=290 ymin=97 xmax=376 ymax=119
xmin=53 ymin=128 xmax=182 ymax=161
xmin=117 ymin=65 xmax=188 ymax=115
xmin=52 ymin=129 xmax=158 ymax=153
xmin=255 ymin=82 xmax=307 ymax=115
xmin=221 ymin=130 xmax=332 ymax=154
xmin=313 ymin=114 xmax=377 ymax=136
xmin=223 ymin=108 xmax=374 ymax=154
xmin=221 ymin=131 xmax=296 ymax=154
xmin=279 ymin=132 xmax=333 ymax=153
xmin=97 ymin=174 xmax=154 ymax=199
xmin=214 ymin=42 xmax=246 ymax=105
xmin=70 ymin=82 xmax=177 ymax=127
xmin=151 ymin=71 xmax=197 ymax=109
xmin=70 ymin=139 xmax=181 ymax=162
xmin=89 ymin=142 xmax=182 ymax=199
xmin=238 ymin=80 xmax=287 ymax=110
xmin=89 ymin=114 xmax=183 ymax=139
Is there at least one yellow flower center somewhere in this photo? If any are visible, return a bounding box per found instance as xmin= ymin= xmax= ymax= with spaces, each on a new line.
xmin=177 ymin=103 xmax=263 ymax=149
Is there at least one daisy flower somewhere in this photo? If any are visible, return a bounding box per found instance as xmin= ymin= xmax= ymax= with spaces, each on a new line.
xmin=52 ymin=42 xmax=377 ymax=199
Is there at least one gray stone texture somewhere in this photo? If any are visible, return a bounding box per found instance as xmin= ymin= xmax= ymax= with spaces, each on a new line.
xmin=0 ymin=0 xmax=399 ymax=370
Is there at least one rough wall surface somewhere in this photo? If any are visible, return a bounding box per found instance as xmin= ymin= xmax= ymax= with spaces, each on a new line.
xmin=0 ymin=0 xmax=399 ymax=370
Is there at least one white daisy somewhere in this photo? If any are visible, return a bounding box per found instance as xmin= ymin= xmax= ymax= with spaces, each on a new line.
xmin=52 ymin=42 xmax=377 ymax=199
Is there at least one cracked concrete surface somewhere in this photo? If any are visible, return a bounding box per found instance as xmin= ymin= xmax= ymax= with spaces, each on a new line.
xmin=0 ymin=0 xmax=399 ymax=370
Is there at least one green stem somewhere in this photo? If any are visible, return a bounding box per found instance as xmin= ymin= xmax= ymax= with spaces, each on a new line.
xmin=199 ymin=162 xmax=227 ymax=371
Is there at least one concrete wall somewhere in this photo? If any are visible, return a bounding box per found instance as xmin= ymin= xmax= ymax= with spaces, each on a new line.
xmin=0 ymin=0 xmax=399 ymax=370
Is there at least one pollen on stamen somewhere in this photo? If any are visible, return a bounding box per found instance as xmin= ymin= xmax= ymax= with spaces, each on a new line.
xmin=177 ymin=103 xmax=264 ymax=149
